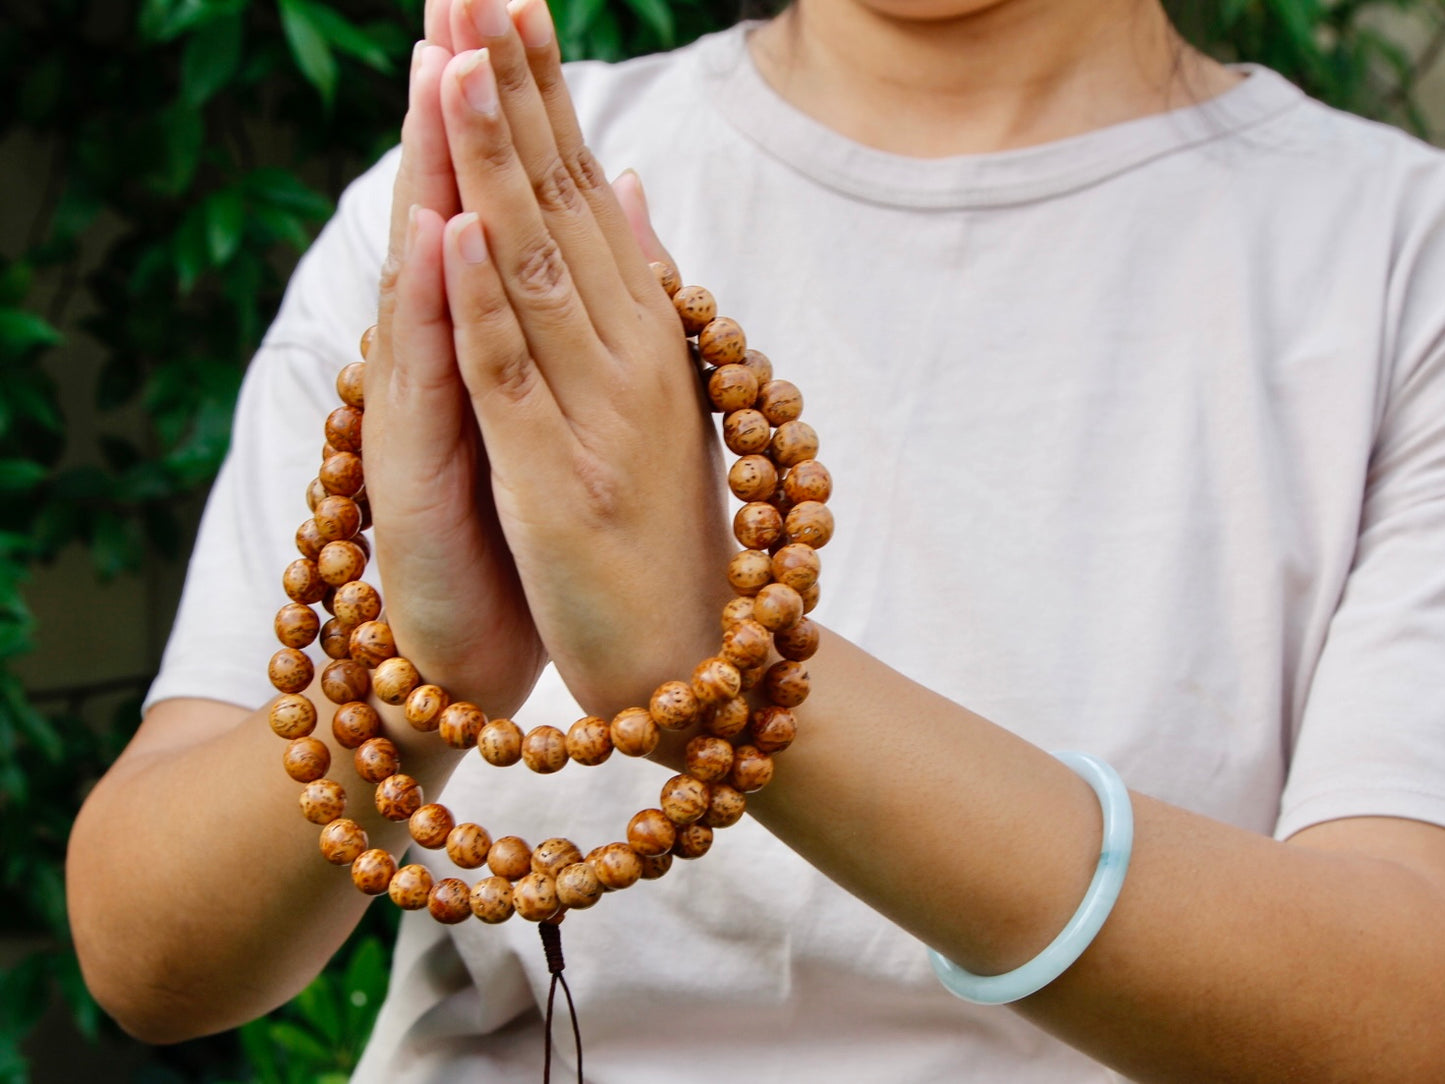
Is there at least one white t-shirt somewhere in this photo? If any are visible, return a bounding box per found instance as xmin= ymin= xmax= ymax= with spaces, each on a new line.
xmin=147 ymin=24 xmax=1445 ymax=1083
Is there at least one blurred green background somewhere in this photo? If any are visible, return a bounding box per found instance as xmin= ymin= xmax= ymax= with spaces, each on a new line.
xmin=1 ymin=0 xmax=1442 ymax=1080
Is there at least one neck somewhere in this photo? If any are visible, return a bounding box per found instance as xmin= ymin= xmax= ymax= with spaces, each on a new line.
xmin=748 ymin=0 xmax=1241 ymax=157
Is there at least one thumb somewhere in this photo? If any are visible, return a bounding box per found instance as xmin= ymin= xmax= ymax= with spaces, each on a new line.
xmin=612 ymin=169 xmax=677 ymax=273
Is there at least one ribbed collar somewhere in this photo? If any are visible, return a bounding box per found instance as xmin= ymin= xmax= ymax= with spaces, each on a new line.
xmin=696 ymin=24 xmax=1303 ymax=209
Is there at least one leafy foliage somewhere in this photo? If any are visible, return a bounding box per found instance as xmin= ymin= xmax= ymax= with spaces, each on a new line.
xmin=0 ymin=0 xmax=1440 ymax=1080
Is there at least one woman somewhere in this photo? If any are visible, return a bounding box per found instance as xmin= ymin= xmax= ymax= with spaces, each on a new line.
xmin=68 ymin=0 xmax=1445 ymax=1079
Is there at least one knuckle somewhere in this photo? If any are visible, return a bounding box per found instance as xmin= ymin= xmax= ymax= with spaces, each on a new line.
xmin=570 ymin=450 xmax=626 ymax=524
xmin=477 ymin=347 xmax=540 ymax=406
xmin=532 ymin=156 xmax=582 ymax=216
xmin=377 ymin=255 xmax=403 ymax=298
xmin=510 ymin=236 xmax=572 ymax=309
xmin=568 ymin=145 xmax=607 ymax=196
xmin=493 ymin=57 xmax=532 ymax=99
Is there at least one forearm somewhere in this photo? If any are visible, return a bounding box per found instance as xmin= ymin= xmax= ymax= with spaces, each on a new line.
xmin=66 ymin=686 xmax=465 ymax=1044
xmin=749 ymin=629 xmax=1445 ymax=1082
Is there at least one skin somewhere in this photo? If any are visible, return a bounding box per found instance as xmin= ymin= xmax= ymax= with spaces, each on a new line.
xmin=67 ymin=0 xmax=1445 ymax=1079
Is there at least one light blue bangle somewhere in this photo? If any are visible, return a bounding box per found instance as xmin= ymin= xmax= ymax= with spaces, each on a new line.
xmin=929 ymin=750 xmax=1133 ymax=1005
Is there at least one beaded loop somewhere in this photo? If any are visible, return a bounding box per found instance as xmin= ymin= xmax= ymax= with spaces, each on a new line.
xmin=270 ymin=266 xmax=832 ymax=924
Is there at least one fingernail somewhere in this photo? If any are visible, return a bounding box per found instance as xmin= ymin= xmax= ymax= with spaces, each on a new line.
xmin=455 ymin=213 xmax=488 ymax=264
xmin=622 ymin=168 xmax=648 ymax=210
xmin=411 ymin=39 xmax=426 ymax=74
xmin=469 ymin=0 xmax=510 ymax=39
xmin=458 ymin=49 xmax=498 ymax=115
xmin=405 ymin=204 xmax=422 ymax=258
xmin=513 ymin=0 xmax=554 ymax=49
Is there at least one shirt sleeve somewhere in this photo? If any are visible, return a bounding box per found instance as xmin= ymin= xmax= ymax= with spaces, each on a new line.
xmin=143 ymin=149 xmax=398 ymax=715
xmin=1276 ymin=166 xmax=1445 ymax=840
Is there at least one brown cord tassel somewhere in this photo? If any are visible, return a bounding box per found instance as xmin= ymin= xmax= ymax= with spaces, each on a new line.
xmin=539 ymin=920 xmax=583 ymax=1083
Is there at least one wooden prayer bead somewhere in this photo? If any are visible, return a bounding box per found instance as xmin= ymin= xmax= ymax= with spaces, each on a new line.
xmin=726 ymin=549 xmax=774 ymax=596
xmin=358 ymin=324 xmax=378 ymax=362
xmin=522 ymin=725 xmax=568 ymax=773
xmin=332 ymin=700 xmax=381 ymax=749
xmin=728 ymin=454 xmax=777 ymax=502
xmin=350 ymin=848 xmax=396 ymax=895
xmin=764 ymin=660 xmax=810 ymax=708
xmin=757 ymin=379 xmax=803 ymax=425
xmin=556 ymin=862 xmax=604 ymax=909
xmin=785 ymin=500 xmax=834 ymax=549
xmin=768 ymin=480 xmax=795 ymax=520
xmin=783 ymin=459 xmax=832 ymax=504
xmin=269 ymin=693 xmax=317 ymax=739
xmin=739 ymin=663 xmax=766 ymax=693
xmin=446 ymin=822 xmax=493 ymax=869
xmin=650 ymin=260 xmax=681 ymax=297
xmin=707 ymin=363 xmax=759 ymax=412
xmin=672 ymin=823 xmax=714 ymax=860
xmin=306 ymin=477 xmax=328 ymax=513
xmin=375 ymin=774 xmax=422 ymax=821
xmin=318 ymin=540 xmax=368 ymax=587
xmin=721 ymin=596 xmax=755 ymax=629
xmin=356 ymin=496 xmax=372 ymax=533
xmin=354 ymin=736 xmax=400 ymax=783
xmin=269 ymin=648 xmax=314 ymax=695
xmin=591 ymin=843 xmax=643 ymax=891
xmin=513 ymin=873 xmax=560 ymax=922
xmin=295 ymin=517 xmax=327 ymax=559
xmin=771 ymin=543 xmax=821 ymax=593
xmin=283 ymin=736 xmax=330 ymax=783
xmin=751 ymin=706 xmax=797 ymax=753
xmin=428 ymin=878 xmax=472 ymax=924
xmin=388 ymin=864 xmax=434 ymax=910
xmin=470 ymin=876 xmax=516 ymax=923
xmin=478 ymin=717 xmax=523 ymax=766
xmin=325 ymin=405 xmax=364 ymax=454
xmin=321 ymin=658 xmax=369 ymax=704
xmin=721 ymin=618 xmax=771 ymax=669
xmin=741 ymin=347 xmax=773 ymax=385
xmin=703 ymin=784 xmax=746 ymax=829
xmin=313 ymin=495 xmax=361 ymax=543
xmin=337 ymin=358 xmax=367 ymax=407
xmin=320 ymin=617 xmax=353 ymax=660
xmin=274 ymin=602 xmax=320 ymax=649
xmin=487 ymin=836 xmax=532 ymax=881
xmin=333 ymin=580 xmax=381 ymax=626
xmin=733 ymin=501 xmax=784 ymax=550
xmin=690 ymin=657 xmax=741 ymax=705
xmin=773 ymin=617 xmax=820 ymax=661
xmin=319 ymin=818 xmax=367 ymax=864
xmin=684 ymin=735 xmax=734 ymax=783
xmin=405 ymin=684 xmax=451 ymax=731
xmin=672 ymin=285 xmax=716 ymax=335
xmin=649 ymin=680 xmax=699 ymax=731
xmin=638 ymin=852 xmax=673 ymax=880
xmin=300 ymin=779 xmax=346 ymax=824
xmin=532 ymin=838 xmax=584 ymax=878
xmin=409 ymin=803 xmax=455 ymax=849
xmin=703 ymin=695 xmax=750 ymax=740
xmin=770 ymin=420 xmax=819 ymax=468
xmin=372 ymin=656 xmax=420 ymax=705
xmin=322 ymin=442 xmax=339 ymax=462
xmin=626 ymin=809 xmax=677 ymax=857
xmin=722 ymin=408 xmax=771 ymax=455
xmin=565 ymin=715 xmax=613 ymax=765
xmin=283 ymin=558 xmax=327 ymax=604
xmin=319 ymin=452 xmax=364 ymax=497
xmin=660 ymin=774 xmax=710 ymax=825
xmin=349 ymin=620 xmax=396 ymax=667
xmin=800 ymin=580 xmax=821 ymax=614
xmin=698 ymin=317 xmax=747 ymax=367
xmin=610 ymin=706 xmax=660 ymax=757
xmin=730 ymin=746 xmax=775 ymax=792
xmin=439 ymin=701 xmax=486 ymax=750
xmin=752 ymin=582 xmax=804 ymax=631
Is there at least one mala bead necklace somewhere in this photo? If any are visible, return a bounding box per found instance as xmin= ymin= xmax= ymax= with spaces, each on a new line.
xmin=267 ymin=264 xmax=831 ymax=1078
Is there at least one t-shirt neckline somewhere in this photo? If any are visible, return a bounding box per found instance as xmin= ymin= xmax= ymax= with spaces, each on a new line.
xmin=697 ymin=24 xmax=1304 ymax=210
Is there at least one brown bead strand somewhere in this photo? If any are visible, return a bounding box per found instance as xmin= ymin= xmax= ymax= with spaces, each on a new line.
xmin=268 ymin=266 xmax=831 ymax=924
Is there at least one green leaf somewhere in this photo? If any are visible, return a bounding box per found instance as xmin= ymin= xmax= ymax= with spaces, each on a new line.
xmin=622 ymin=0 xmax=674 ymax=45
xmin=151 ymin=104 xmax=204 ymax=197
xmin=139 ymin=0 xmax=248 ymax=43
xmin=294 ymin=973 xmax=343 ymax=1048
xmin=239 ymin=1019 xmax=283 ymax=1084
xmin=0 ymin=310 xmax=62 ymax=354
xmin=279 ymin=0 xmax=339 ymax=108
xmin=181 ymin=12 xmax=245 ymax=106
xmin=53 ymin=953 xmax=101 ymax=1042
xmin=340 ymin=936 xmax=388 ymax=1039
xmin=89 ymin=509 xmax=143 ymax=581
xmin=0 ymin=461 xmax=47 ymax=494
xmin=0 ymin=263 xmax=32 ymax=307
xmin=304 ymin=4 xmax=393 ymax=72
xmin=243 ymin=168 xmax=334 ymax=220
xmin=204 ymin=189 xmax=247 ymax=266
xmin=250 ymin=203 xmax=313 ymax=251
xmin=4 ymin=372 xmax=62 ymax=433
xmin=174 ymin=204 xmax=209 ymax=292
xmin=0 ymin=679 xmax=62 ymax=764
xmin=266 ymin=1019 xmax=334 ymax=1066
xmin=0 ymin=952 xmax=50 ymax=1036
